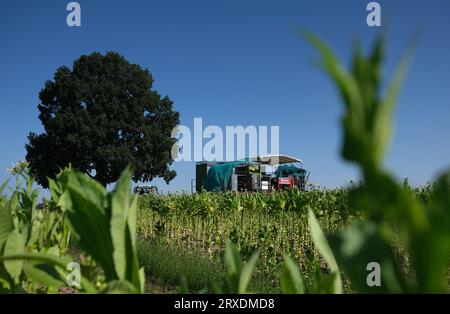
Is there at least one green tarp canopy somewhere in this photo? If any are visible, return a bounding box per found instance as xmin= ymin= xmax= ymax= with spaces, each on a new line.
xmin=275 ymin=165 xmax=306 ymax=178
xmin=203 ymin=160 xmax=248 ymax=192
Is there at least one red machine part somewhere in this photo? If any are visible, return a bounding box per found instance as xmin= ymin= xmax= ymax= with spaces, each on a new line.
xmin=277 ymin=177 xmax=294 ymax=190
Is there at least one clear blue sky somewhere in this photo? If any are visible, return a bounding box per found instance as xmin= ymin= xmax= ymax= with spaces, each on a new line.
xmin=1 ymin=0 xmax=449 ymax=193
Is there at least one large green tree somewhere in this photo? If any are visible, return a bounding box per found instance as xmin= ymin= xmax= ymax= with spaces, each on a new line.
xmin=26 ymin=52 xmax=179 ymax=187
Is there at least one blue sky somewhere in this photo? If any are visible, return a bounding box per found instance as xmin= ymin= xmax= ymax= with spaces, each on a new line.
xmin=1 ymin=0 xmax=449 ymax=193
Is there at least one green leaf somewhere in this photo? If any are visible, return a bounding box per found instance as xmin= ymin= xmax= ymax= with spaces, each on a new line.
xmin=301 ymin=30 xmax=374 ymax=168
xmin=310 ymin=272 xmax=341 ymax=294
xmin=0 ymin=253 xmax=96 ymax=293
xmin=216 ymin=241 xmax=260 ymax=293
xmin=238 ymin=248 xmax=260 ymax=294
xmin=0 ymin=203 xmax=14 ymax=248
xmin=48 ymin=178 xmax=62 ymax=204
xmin=23 ymin=262 xmax=66 ymax=289
xmin=308 ymin=207 xmax=342 ymax=293
xmin=328 ymin=221 xmax=404 ymax=293
xmin=110 ymin=165 xmax=132 ymax=280
xmin=4 ymin=229 xmax=26 ymax=283
xmin=138 ymin=267 xmax=145 ymax=294
xmin=225 ymin=240 xmax=243 ymax=281
xmin=59 ymin=170 xmax=107 ymax=212
xmin=410 ymin=170 xmax=450 ymax=292
xmin=373 ymin=45 xmax=414 ymax=164
xmin=280 ymin=255 xmax=306 ymax=294
xmin=301 ymin=30 xmax=362 ymax=113
xmin=124 ymin=222 xmax=143 ymax=292
xmin=109 ymin=166 xmax=143 ymax=292
xmin=127 ymin=195 xmax=138 ymax=247
xmin=58 ymin=171 xmax=116 ymax=281
xmin=99 ymin=280 xmax=139 ymax=294
xmin=55 ymin=167 xmax=144 ymax=293
xmin=0 ymin=179 xmax=8 ymax=196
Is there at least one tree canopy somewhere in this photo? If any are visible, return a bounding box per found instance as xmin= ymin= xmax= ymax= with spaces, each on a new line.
xmin=26 ymin=52 xmax=180 ymax=187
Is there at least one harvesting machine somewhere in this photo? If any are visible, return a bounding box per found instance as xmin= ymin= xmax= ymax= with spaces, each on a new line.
xmin=193 ymin=154 xmax=310 ymax=193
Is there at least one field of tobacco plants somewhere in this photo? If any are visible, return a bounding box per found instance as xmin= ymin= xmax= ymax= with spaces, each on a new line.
xmin=136 ymin=185 xmax=434 ymax=292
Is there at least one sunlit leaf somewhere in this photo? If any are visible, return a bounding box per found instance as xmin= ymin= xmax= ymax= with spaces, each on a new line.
xmin=328 ymin=221 xmax=404 ymax=293
xmin=0 ymin=203 xmax=13 ymax=248
xmin=4 ymin=229 xmax=26 ymax=283
xmin=308 ymin=208 xmax=342 ymax=293
xmin=239 ymin=248 xmax=260 ymax=293
xmin=280 ymin=255 xmax=306 ymax=294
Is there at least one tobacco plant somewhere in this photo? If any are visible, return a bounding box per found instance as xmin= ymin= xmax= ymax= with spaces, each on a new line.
xmin=0 ymin=164 xmax=145 ymax=293
xmin=281 ymin=32 xmax=450 ymax=293
xmin=0 ymin=161 xmax=70 ymax=293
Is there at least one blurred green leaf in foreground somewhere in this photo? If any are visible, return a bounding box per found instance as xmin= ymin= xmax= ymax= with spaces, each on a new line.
xmin=299 ymin=31 xmax=450 ymax=293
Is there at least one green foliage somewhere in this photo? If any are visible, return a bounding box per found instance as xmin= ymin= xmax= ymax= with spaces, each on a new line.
xmin=278 ymin=209 xmax=343 ymax=294
xmin=302 ymin=32 xmax=412 ymax=171
xmin=303 ymin=31 xmax=450 ymax=293
xmin=0 ymin=163 xmax=145 ymax=293
xmin=25 ymin=51 xmax=180 ymax=188
xmin=280 ymin=255 xmax=305 ymax=294
xmin=0 ymin=161 xmax=70 ymax=293
xmin=212 ymin=241 xmax=261 ymax=294
xmin=54 ymin=165 xmax=145 ymax=293
xmin=137 ymin=183 xmax=436 ymax=293
xmin=328 ymin=221 xmax=404 ymax=293
xmin=307 ymin=208 xmax=342 ymax=293
xmin=137 ymin=239 xmax=222 ymax=292
xmin=137 ymin=187 xmax=356 ymax=277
